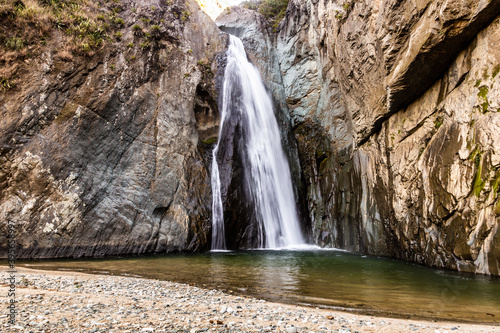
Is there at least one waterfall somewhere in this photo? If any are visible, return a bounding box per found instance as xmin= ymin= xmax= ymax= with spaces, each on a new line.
xmin=211 ymin=35 xmax=304 ymax=250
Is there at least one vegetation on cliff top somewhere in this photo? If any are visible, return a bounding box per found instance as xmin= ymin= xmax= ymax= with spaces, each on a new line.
xmin=0 ymin=0 xmax=191 ymax=92
xmin=242 ymin=0 xmax=289 ymax=32
xmin=0 ymin=0 xmax=122 ymax=91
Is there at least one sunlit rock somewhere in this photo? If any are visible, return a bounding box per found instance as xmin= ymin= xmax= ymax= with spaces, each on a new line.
xmin=195 ymin=0 xmax=244 ymax=20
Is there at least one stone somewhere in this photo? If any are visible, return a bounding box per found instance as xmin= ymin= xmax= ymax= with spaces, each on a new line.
xmin=0 ymin=0 xmax=227 ymax=258
xmin=1 ymin=0 xmax=499 ymax=277
xmin=274 ymin=0 xmax=500 ymax=275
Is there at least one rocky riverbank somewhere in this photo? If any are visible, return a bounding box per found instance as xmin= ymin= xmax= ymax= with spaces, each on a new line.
xmin=1 ymin=267 xmax=499 ymax=332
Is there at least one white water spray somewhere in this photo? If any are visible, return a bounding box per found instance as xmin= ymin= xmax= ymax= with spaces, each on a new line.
xmin=211 ymin=35 xmax=304 ymax=250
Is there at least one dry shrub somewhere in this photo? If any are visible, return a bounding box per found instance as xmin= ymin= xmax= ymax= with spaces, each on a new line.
xmin=0 ymin=0 xmax=122 ymax=92
xmin=57 ymin=48 xmax=74 ymax=61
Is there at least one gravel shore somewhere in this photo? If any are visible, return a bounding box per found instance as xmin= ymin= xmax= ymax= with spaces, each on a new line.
xmin=1 ymin=267 xmax=499 ymax=332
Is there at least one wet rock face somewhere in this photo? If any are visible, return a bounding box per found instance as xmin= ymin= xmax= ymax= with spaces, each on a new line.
xmin=216 ymin=7 xmax=312 ymax=244
xmin=277 ymin=0 xmax=500 ymax=274
xmin=0 ymin=0 xmax=226 ymax=258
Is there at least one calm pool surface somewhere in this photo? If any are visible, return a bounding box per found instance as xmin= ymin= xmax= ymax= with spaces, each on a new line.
xmin=19 ymin=249 xmax=500 ymax=323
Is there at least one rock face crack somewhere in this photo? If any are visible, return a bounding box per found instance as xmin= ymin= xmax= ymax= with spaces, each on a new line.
xmin=387 ymin=0 xmax=500 ymax=113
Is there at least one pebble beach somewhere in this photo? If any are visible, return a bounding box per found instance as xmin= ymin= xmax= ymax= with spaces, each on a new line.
xmin=1 ymin=267 xmax=499 ymax=333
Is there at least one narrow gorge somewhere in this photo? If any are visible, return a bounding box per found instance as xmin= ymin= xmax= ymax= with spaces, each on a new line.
xmin=1 ymin=0 xmax=500 ymax=277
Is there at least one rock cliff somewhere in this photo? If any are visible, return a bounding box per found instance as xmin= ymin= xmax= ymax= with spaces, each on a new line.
xmin=2 ymin=0 xmax=500 ymax=276
xmin=0 ymin=0 xmax=226 ymax=257
xmin=274 ymin=0 xmax=500 ymax=275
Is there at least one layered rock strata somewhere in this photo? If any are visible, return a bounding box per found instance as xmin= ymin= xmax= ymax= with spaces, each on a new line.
xmin=275 ymin=0 xmax=500 ymax=274
xmin=0 ymin=0 xmax=226 ymax=257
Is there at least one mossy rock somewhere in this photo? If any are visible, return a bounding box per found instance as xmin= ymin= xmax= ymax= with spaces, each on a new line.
xmin=477 ymin=85 xmax=489 ymax=113
xmin=493 ymin=65 xmax=500 ymax=78
xmin=56 ymin=102 xmax=79 ymax=123
xmin=202 ymin=137 xmax=218 ymax=145
xmin=491 ymin=172 xmax=500 ymax=194
xmin=495 ymin=198 xmax=500 ymax=216
xmin=472 ymin=153 xmax=485 ymax=197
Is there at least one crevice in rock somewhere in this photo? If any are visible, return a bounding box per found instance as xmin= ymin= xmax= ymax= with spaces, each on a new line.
xmin=387 ymin=1 xmax=500 ymax=113
xmin=358 ymin=103 xmax=393 ymax=146
xmin=194 ymin=83 xmax=220 ymax=143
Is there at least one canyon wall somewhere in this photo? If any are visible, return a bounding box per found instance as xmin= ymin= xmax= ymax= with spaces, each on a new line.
xmin=0 ymin=0 xmax=226 ymax=257
xmin=274 ymin=0 xmax=500 ymax=275
xmin=2 ymin=0 xmax=500 ymax=276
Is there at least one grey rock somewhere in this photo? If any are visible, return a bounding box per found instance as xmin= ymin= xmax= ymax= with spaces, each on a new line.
xmin=0 ymin=0 xmax=226 ymax=258
xmin=276 ymin=0 xmax=500 ymax=274
xmin=1 ymin=0 xmax=499 ymax=278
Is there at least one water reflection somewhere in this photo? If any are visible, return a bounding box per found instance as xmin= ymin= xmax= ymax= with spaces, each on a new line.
xmin=257 ymin=252 xmax=301 ymax=294
xmin=17 ymin=250 xmax=500 ymax=323
xmin=207 ymin=254 xmax=229 ymax=284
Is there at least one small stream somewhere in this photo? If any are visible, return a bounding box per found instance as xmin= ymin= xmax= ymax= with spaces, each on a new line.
xmin=19 ymin=249 xmax=500 ymax=324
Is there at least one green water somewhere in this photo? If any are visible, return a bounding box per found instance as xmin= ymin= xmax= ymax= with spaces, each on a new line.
xmin=19 ymin=250 xmax=500 ymax=323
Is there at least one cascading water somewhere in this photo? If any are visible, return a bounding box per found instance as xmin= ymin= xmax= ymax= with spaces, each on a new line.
xmin=211 ymin=35 xmax=304 ymax=250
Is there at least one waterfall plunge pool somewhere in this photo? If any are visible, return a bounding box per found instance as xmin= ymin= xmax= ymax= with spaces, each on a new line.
xmin=18 ymin=249 xmax=500 ymax=324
